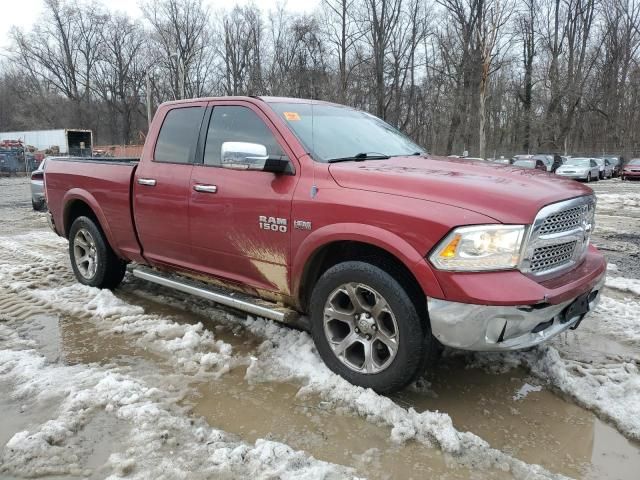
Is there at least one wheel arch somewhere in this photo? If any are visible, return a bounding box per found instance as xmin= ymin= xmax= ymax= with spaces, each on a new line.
xmin=293 ymin=224 xmax=444 ymax=314
xmin=62 ymin=190 xmax=121 ymax=258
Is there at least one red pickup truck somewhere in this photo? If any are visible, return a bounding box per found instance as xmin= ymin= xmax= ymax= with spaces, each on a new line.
xmin=44 ymin=96 xmax=606 ymax=392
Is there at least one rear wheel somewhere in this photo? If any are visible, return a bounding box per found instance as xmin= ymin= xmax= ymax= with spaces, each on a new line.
xmin=68 ymin=216 xmax=127 ymax=289
xmin=309 ymin=261 xmax=435 ymax=393
xmin=31 ymin=199 xmax=46 ymax=211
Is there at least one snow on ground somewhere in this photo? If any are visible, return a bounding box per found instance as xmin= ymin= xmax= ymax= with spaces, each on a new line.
xmin=29 ymin=284 xmax=239 ymax=378
xmin=126 ymin=284 xmax=564 ymax=479
xmin=606 ymin=275 xmax=640 ymax=296
xmin=592 ymin=295 xmax=640 ymax=345
xmin=0 ymin=236 xmax=239 ymax=378
xmin=0 ymin=321 xmax=353 ymax=479
xmin=466 ymin=345 xmax=640 ymax=442
xmin=596 ymin=192 xmax=640 ymax=212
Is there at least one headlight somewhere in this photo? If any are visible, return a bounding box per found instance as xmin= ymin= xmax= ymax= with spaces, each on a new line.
xmin=429 ymin=225 xmax=526 ymax=271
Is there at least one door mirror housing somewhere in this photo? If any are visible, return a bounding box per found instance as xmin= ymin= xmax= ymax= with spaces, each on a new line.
xmin=220 ymin=142 xmax=292 ymax=174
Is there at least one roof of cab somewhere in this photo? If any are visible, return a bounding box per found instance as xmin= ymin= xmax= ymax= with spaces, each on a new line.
xmin=159 ymin=95 xmax=342 ymax=108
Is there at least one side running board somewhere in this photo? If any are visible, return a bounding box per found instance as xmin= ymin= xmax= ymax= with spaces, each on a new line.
xmin=131 ymin=267 xmax=303 ymax=327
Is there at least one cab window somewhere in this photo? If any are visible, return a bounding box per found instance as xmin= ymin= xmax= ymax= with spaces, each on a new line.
xmin=154 ymin=107 xmax=205 ymax=164
xmin=203 ymin=106 xmax=284 ymax=167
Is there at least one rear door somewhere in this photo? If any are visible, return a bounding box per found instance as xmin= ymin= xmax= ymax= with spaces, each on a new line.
xmin=134 ymin=103 xmax=206 ymax=267
xmin=188 ymin=101 xmax=299 ymax=295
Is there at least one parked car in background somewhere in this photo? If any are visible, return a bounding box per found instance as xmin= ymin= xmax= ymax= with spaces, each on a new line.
xmin=622 ymin=158 xmax=640 ymax=180
xmin=555 ymin=157 xmax=600 ymax=182
xmin=592 ymin=158 xmax=613 ymax=179
xmin=30 ymin=158 xmax=47 ymax=210
xmin=513 ymin=159 xmax=547 ymax=171
xmin=602 ymin=156 xmax=623 ymax=177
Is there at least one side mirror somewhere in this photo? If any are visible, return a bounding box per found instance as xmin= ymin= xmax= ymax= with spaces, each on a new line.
xmin=220 ymin=141 xmax=291 ymax=174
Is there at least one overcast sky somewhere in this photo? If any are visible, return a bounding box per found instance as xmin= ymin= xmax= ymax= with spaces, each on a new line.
xmin=0 ymin=0 xmax=319 ymax=50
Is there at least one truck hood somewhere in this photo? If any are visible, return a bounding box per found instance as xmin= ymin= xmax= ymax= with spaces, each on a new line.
xmin=328 ymin=155 xmax=593 ymax=224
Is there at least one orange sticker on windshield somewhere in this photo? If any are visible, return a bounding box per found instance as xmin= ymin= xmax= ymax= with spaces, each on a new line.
xmin=283 ymin=111 xmax=301 ymax=121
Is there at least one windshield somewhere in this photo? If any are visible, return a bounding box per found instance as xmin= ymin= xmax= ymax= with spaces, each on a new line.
xmin=565 ymin=158 xmax=590 ymax=167
xmin=593 ymin=158 xmax=604 ymax=166
xmin=269 ymin=102 xmax=424 ymax=162
xmin=629 ymin=159 xmax=640 ymax=165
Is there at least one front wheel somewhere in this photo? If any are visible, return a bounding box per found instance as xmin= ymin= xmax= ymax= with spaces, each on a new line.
xmin=586 ymin=172 xmax=592 ymax=182
xmin=309 ymin=261 xmax=435 ymax=393
xmin=68 ymin=216 xmax=127 ymax=289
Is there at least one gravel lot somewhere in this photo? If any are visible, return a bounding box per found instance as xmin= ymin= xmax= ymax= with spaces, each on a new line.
xmin=1 ymin=176 xmax=640 ymax=479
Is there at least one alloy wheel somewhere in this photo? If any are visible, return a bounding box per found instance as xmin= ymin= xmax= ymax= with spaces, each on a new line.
xmin=73 ymin=228 xmax=98 ymax=279
xmin=323 ymin=282 xmax=399 ymax=374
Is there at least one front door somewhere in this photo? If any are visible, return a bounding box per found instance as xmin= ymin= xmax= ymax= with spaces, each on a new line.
xmin=189 ymin=101 xmax=298 ymax=296
xmin=134 ymin=104 xmax=206 ymax=268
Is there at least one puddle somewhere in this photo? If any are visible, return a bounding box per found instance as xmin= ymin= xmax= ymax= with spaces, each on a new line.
xmin=187 ymin=369 xmax=505 ymax=480
xmin=394 ymin=357 xmax=640 ymax=479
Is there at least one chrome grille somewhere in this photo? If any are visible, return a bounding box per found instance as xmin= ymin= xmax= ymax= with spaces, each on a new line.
xmin=530 ymin=241 xmax=577 ymax=272
xmin=539 ymin=205 xmax=589 ymax=235
xmin=520 ymin=196 xmax=595 ymax=278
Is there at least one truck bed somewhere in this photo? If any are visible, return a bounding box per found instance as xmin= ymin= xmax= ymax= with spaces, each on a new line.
xmin=45 ymin=156 xmax=143 ymax=262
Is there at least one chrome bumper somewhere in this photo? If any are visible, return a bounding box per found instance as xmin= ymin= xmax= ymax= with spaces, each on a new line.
xmin=556 ymin=172 xmax=586 ymax=180
xmin=428 ymin=275 xmax=605 ymax=351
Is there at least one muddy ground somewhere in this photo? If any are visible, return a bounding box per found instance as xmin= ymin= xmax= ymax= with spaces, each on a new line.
xmin=1 ymin=176 xmax=640 ymax=479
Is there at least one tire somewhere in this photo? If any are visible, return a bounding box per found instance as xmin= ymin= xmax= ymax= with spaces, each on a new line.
xmin=586 ymin=172 xmax=591 ymax=182
xmin=68 ymin=216 xmax=127 ymax=289
xmin=31 ymin=200 xmax=47 ymax=212
xmin=309 ymin=261 xmax=435 ymax=393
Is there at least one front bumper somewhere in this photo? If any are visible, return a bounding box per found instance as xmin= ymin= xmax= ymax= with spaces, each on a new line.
xmin=428 ymin=272 xmax=605 ymax=351
xmin=556 ymin=171 xmax=587 ymax=180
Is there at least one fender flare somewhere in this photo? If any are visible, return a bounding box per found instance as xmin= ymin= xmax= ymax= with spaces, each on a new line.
xmin=291 ymin=223 xmax=444 ymax=301
xmin=61 ymin=189 xmax=123 ymax=258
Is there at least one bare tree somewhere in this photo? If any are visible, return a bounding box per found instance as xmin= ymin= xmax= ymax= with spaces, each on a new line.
xmin=142 ymin=0 xmax=213 ymax=99
xmin=477 ymin=0 xmax=513 ymax=158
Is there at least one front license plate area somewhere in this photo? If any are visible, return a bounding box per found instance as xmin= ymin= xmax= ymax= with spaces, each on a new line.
xmin=561 ymin=292 xmax=590 ymax=324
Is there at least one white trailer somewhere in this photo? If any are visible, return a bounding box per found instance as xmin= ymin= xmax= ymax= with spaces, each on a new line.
xmin=0 ymin=129 xmax=93 ymax=155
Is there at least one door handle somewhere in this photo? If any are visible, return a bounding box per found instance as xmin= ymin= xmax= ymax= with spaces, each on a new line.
xmin=193 ymin=184 xmax=218 ymax=193
xmin=137 ymin=178 xmax=157 ymax=186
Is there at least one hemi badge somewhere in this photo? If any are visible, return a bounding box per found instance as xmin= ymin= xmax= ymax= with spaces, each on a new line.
xmin=294 ymin=220 xmax=312 ymax=231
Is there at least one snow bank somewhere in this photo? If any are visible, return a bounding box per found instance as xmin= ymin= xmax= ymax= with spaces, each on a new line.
xmin=467 ymin=346 xmax=640 ymax=442
xmin=0 ymin=329 xmax=353 ymax=479
xmin=24 ymin=283 xmax=239 ymax=378
xmin=526 ymin=346 xmax=640 ymax=441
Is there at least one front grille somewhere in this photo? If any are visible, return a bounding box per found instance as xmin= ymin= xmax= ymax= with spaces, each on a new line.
xmin=521 ymin=196 xmax=595 ymax=277
xmin=539 ymin=204 xmax=589 ymax=235
xmin=530 ymin=241 xmax=577 ymax=272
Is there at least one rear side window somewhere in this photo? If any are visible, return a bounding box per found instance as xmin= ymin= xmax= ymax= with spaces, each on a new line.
xmin=204 ymin=106 xmax=284 ymax=166
xmin=154 ymin=107 xmax=204 ymax=164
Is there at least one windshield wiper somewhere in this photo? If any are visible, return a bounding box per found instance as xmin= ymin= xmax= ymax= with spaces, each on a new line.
xmin=327 ymin=152 xmax=390 ymax=163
